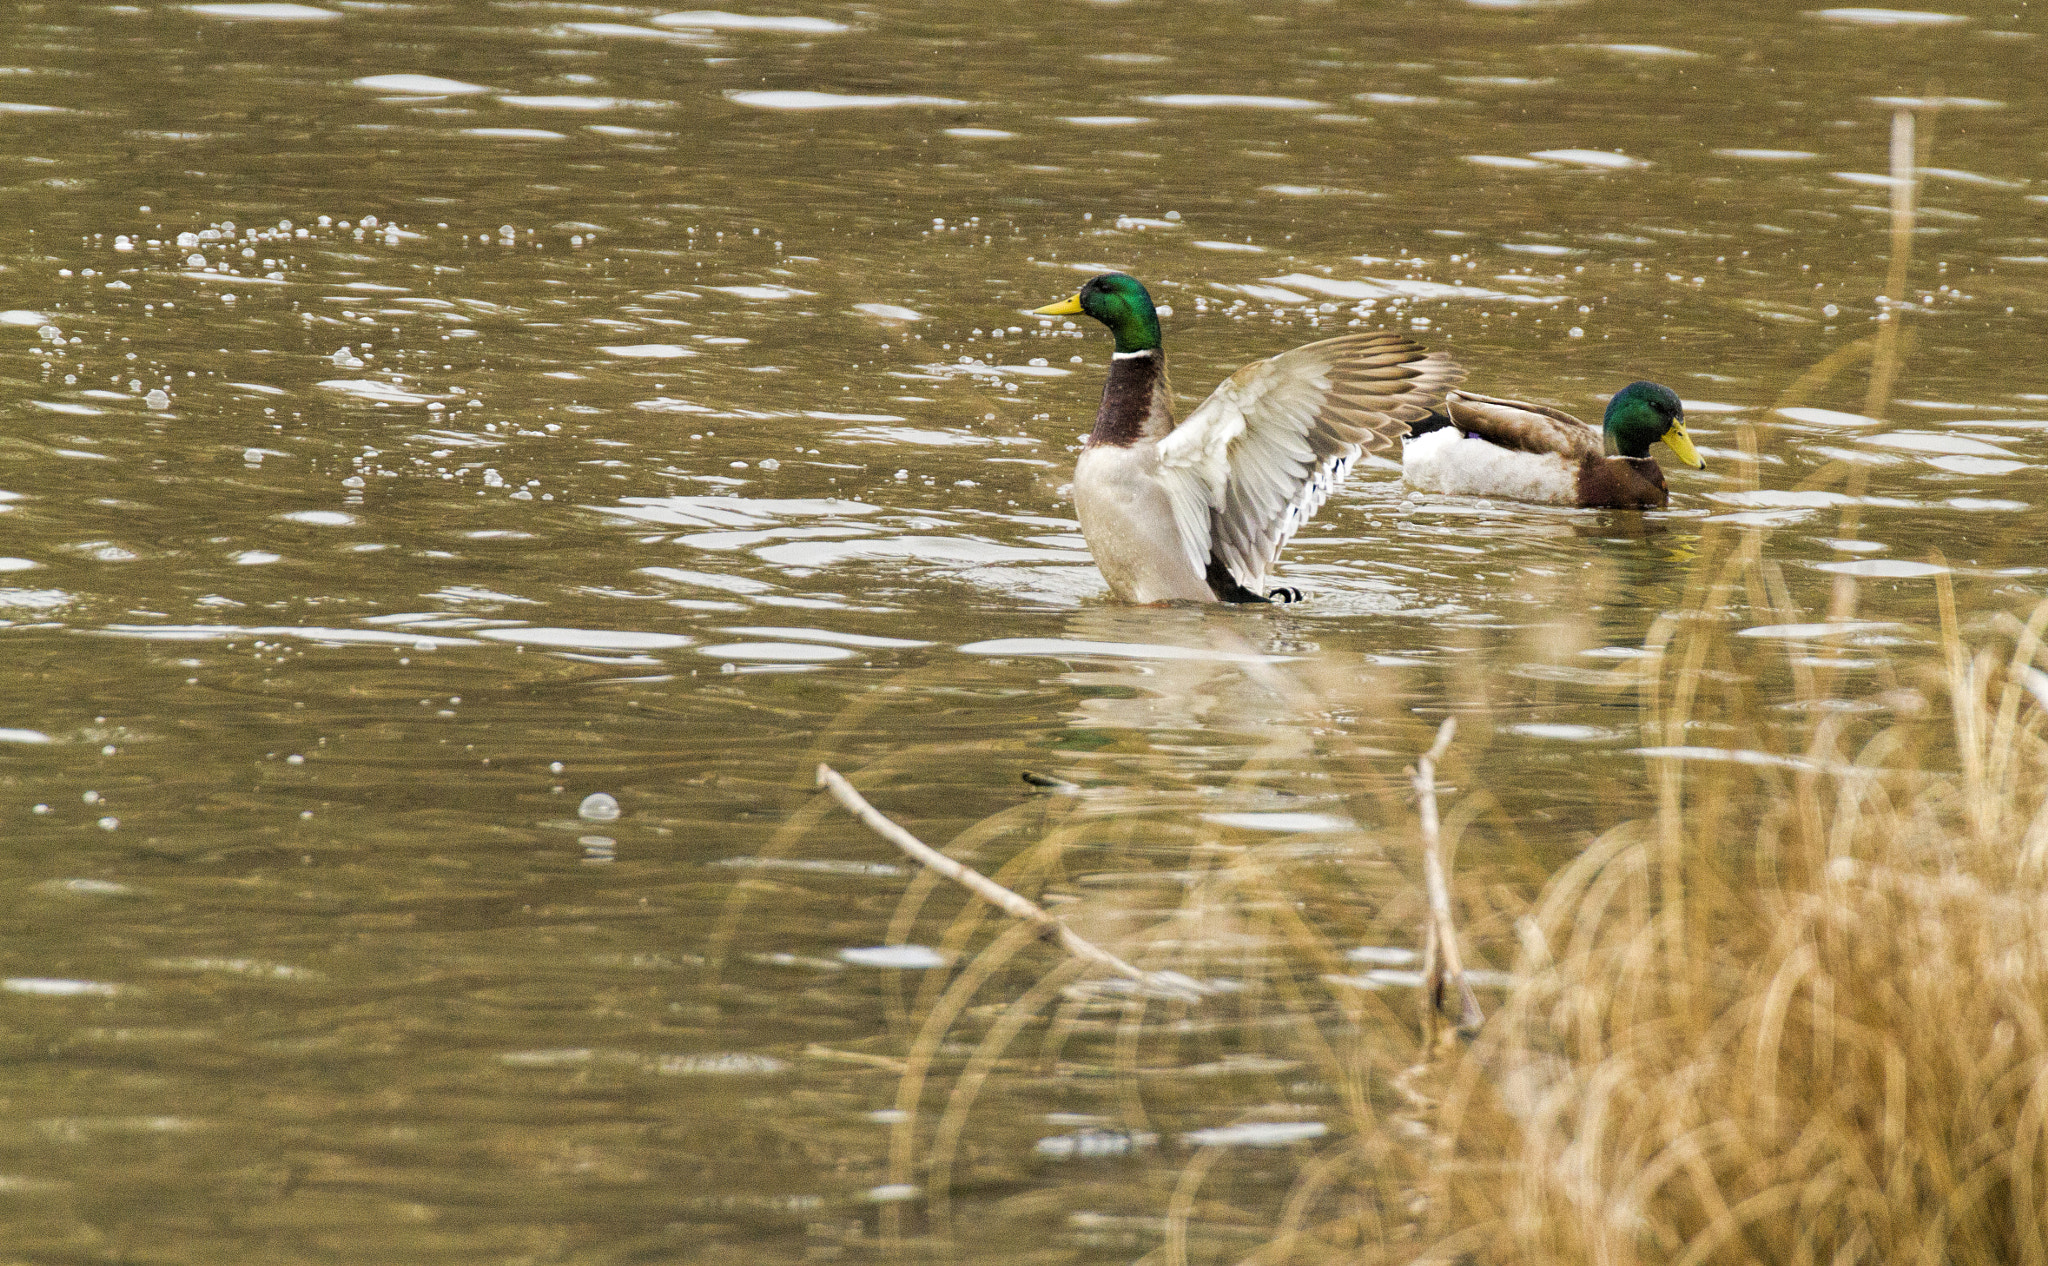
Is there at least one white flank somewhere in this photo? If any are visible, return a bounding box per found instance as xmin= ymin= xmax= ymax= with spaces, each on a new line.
xmin=1403 ymin=429 xmax=1579 ymax=504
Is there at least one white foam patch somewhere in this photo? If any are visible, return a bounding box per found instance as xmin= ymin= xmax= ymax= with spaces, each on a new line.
xmin=1810 ymin=7 xmax=1968 ymax=23
xmin=317 ymin=379 xmax=440 ymax=404
xmin=5 ymin=978 xmax=120 ymax=996
xmin=1270 ymin=271 xmax=1559 ymax=304
xmin=601 ymin=344 xmax=698 ymax=358
xmin=474 ymin=628 xmax=692 ymax=651
xmin=1864 ymin=432 xmax=2016 ymax=457
xmin=1578 ymin=43 xmax=1702 ymax=57
xmin=1777 ymin=405 xmax=1886 ymax=428
xmin=1403 ymin=429 xmax=1579 ymax=504
xmin=839 ymin=945 xmax=948 ymax=968
xmin=653 ymin=11 xmax=850 ymax=32
xmin=500 ymin=95 xmax=655 ymax=110
xmin=354 ymin=74 xmax=490 ymax=95
xmin=852 ymin=302 xmax=923 ymax=321
xmin=1510 ymin=722 xmax=1624 ymax=741
xmin=1529 ymin=148 xmax=1648 ymax=169
xmin=717 ymin=625 xmax=930 ymax=648
xmin=185 ymin=2 xmax=340 ymax=17
xmin=1813 ymin=559 xmax=1947 ymax=578
xmin=726 ymin=90 xmax=967 ymax=109
xmin=1180 ymin=1122 xmax=1327 ymax=1148
xmin=709 ymin=284 xmax=815 ymax=300
xmin=696 ymin=642 xmax=858 ymax=661
xmin=1137 ymin=94 xmax=1327 ymax=109
xmin=957 ymin=638 xmax=1288 ymax=664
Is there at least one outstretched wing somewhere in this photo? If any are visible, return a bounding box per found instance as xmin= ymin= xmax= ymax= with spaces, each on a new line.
xmin=1444 ymin=390 xmax=1603 ymax=461
xmin=1155 ymin=332 xmax=1464 ymax=594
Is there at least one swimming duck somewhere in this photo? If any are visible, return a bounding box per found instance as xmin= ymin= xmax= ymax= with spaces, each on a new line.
xmin=1402 ymin=382 xmax=1703 ymax=509
xmin=1033 ymin=273 xmax=1462 ymax=603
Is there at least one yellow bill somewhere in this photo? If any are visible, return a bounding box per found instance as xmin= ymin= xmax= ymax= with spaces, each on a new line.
xmin=1662 ymin=420 xmax=1705 ymax=470
xmin=1032 ymin=292 xmax=1084 ymax=316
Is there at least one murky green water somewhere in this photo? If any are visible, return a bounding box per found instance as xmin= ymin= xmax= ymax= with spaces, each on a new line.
xmin=1 ymin=1 xmax=2044 ymax=1260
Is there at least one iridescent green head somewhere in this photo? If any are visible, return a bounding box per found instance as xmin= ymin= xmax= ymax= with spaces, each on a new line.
xmin=1602 ymin=381 xmax=1703 ymax=468
xmin=1033 ymin=272 xmax=1162 ymax=355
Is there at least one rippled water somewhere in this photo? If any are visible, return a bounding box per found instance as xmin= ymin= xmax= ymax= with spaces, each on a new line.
xmin=1 ymin=1 xmax=2044 ymax=1259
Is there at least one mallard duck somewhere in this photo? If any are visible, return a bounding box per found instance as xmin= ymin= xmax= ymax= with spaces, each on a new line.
xmin=1402 ymin=382 xmax=1704 ymax=509
xmin=1033 ymin=273 xmax=1463 ymax=603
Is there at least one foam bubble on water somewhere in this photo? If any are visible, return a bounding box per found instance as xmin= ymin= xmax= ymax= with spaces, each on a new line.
xmin=578 ymin=792 xmax=621 ymax=821
xmin=0 ymin=310 xmax=48 ymax=326
xmin=145 ymin=388 xmax=171 ymax=409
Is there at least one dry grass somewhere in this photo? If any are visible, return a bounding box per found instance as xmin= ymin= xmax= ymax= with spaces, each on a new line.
xmin=799 ymin=531 xmax=2048 ymax=1266
xmin=1414 ymin=558 xmax=2048 ymax=1265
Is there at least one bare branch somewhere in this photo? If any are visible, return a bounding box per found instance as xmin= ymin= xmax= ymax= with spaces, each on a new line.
xmin=816 ymin=764 xmax=1209 ymax=1001
xmin=1415 ymin=718 xmax=1483 ymax=1036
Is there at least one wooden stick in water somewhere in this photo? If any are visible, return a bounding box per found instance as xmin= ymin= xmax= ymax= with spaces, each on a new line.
xmin=815 ymin=764 xmax=1209 ymax=1000
xmin=1414 ymin=719 xmax=1484 ymax=1035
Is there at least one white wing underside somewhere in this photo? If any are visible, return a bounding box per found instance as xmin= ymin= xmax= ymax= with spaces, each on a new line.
xmin=1152 ymin=333 xmax=1462 ymax=594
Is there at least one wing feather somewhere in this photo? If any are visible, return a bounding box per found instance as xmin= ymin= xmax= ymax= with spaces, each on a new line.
xmin=1444 ymin=390 xmax=1603 ymax=461
xmin=1156 ymin=332 xmax=1464 ymax=592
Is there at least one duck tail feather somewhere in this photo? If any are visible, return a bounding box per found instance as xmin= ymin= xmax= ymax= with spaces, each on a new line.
xmin=1204 ymin=556 xmax=1271 ymax=604
xmin=1406 ymin=407 xmax=1454 ymax=438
